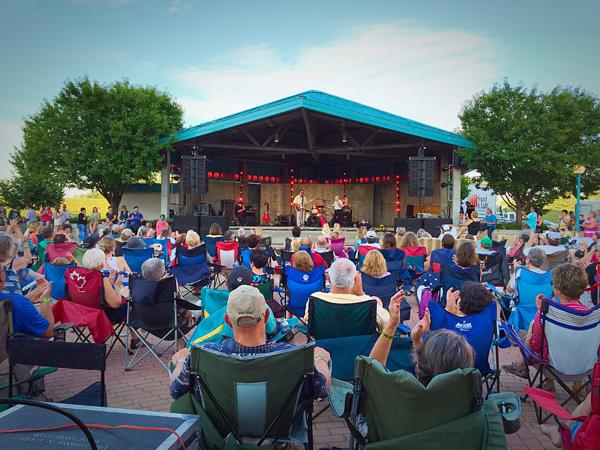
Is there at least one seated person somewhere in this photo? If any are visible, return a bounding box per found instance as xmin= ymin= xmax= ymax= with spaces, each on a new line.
xmin=478 ymin=237 xmax=509 ymax=288
xmin=524 ymin=231 xmax=567 ymax=257
xmin=360 ymin=230 xmax=381 ymax=249
xmin=294 ymin=236 xmax=328 ymax=268
xmin=291 ymin=250 xmax=314 ymax=273
xmin=361 ymin=250 xmax=391 ymax=279
xmin=381 ymin=232 xmax=397 ymax=249
xmin=246 ymin=233 xmax=261 ymax=251
xmin=313 ymin=235 xmax=331 ymax=254
xmin=32 ymin=226 xmax=55 ymax=271
xmin=98 ymin=236 xmax=131 ymax=273
xmin=169 ymin=285 xmax=331 ymax=401
xmin=223 ymin=230 xmax=235 ymax=242
xmin=506 ymin=247 xmax=547 ymax=295
xmin=507 ymin=232 xmax=530 ymax=264
xmin=369 ymin=293 xmax=475 ymax=385
xmin=308 ymin=258 xmax=390 ymax=329
xmin=540 ymin=390 xmax=593 ymax=448
xmin=399 ymin=232 xmax=427 ymax=257
xmin=250 ymin=250 xmax=271 ymax=286
xmin=0 ymin=222 xmax=43 ymax=296
xmin=441 ymin=241 xmax=481 ymax=291
xmin=184 ymin=230 xmax=202 ymax=250
xmin=503 ymin=263 xmax=591 ymax=378
xmin=425 ymin=233 xmax=456 ymax=272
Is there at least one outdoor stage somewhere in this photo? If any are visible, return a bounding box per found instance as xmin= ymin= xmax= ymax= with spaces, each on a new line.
xmin=161 ymin=91 xmax=473 ymax=228
xmin=229 ymin=226 xmax=383 ymax=246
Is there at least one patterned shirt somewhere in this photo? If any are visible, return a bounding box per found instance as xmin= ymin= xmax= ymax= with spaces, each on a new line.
xmin=170 ymin=339 xmax=327 ymax=400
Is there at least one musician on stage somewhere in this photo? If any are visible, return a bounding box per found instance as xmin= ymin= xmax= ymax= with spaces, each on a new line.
xmin=293 ymin=189 xmax=305 ymax=227
xmin=234 ymin=200 xmax=246 ymax=225
xmin=331 ymin=195 xmax=343 ymax=226
xmin=341 ymin=194 xmax=352 ymax=226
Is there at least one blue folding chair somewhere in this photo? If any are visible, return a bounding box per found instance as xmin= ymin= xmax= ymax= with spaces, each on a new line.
xmin=170 ymin=244 xmax=211 ymax=298
xmin=143 ymin=238 xmax=169 ymax=264
xmin=240 ymin=248 xmax=268 ymax=269
xmin=380 ymin=248 xmax=411 ymax=287
xmin=203 ymin=235 xmax=224 ymax=260
xmin=429 ymin=300 xmax=500 ymax=393
xmin=508 ymin=268 xmax=553 ymax=331
xmin=284 ymin=265 xmax=325 ymax=318
xmin=440 ymin=263 xmax=480 ymax=299
xmin=361 ymin=272 xmax=397 ymax=309
xmin=44 ymin=262 xmax=76 ymax=299
xmin=122 ymin=247 xmax=154 ymax=274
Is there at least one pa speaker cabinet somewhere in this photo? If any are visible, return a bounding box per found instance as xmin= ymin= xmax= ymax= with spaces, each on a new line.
xmin=181 ymin=155 xmax=208 ymax=195
xmin=394 ymin=217 xmax=423 ymax=233
xmin=423 ymin=218 xmax=452 ymax=236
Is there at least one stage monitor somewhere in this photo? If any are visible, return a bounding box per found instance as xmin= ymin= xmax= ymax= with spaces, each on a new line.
xmin=423 ymin=218 xmax=452 ymax=237
xmin=181 ymin=155 xmax=208 ymax=195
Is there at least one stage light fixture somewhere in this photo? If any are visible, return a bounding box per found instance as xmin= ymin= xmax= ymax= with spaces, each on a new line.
xmin=342 ymin=132 xmax=347 ymax=143
xmin=274 ymin=132 xmax=280 ymax=143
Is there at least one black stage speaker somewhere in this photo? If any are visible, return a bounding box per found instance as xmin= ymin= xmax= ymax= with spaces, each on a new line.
xmin=408 ymin=157 xmax=436 ymax=197
xmin=423 ymin=218 xmax=452 ymax=237
xmin=394 ymin=217 xmax=423 ymax=233
xmin=181 ymin=155 xmax=208 ymax=195
xmin=172 ymin=215 xmax=228 ymax=236
xmin=406 ymin=204 xmax=415 ymax=218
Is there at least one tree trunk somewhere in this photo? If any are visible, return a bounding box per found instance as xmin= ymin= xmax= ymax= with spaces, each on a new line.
xmin=103 ymin=191 xmax=123 ymax=213
xmin=514 ymin=200 xmax=525 ymax=228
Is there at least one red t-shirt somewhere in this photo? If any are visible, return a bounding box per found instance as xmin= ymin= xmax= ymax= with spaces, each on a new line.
xmin=290 ymin=251 xmax=328 ymax=269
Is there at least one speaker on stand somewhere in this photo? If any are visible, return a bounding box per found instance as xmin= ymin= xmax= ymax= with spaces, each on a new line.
xmin=182 ymin=154 xmax=208 ymax=234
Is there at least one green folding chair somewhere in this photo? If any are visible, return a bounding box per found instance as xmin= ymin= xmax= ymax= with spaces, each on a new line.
xmin=342 ymin=356 xmax=512 ymax=449
xmin=307 ymin=296 xmax=378 ymax=339
xmin=171 ymin=343 xmax=316 ymax=449
xmin=73 ymin=245 xmax=87 ymax=264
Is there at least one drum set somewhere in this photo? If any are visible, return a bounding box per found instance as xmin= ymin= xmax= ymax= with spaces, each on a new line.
xmin=303 ymin=199 xmax=352 ymax=227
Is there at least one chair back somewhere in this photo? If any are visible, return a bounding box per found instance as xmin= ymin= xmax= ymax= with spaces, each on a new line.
xmin=285 ymin=266 xmax=325 ymax=318
xmin=65 ymin=267 xmax=104 ymax=308
xmin=380 ymin=248 xmax=408 ymax=283
xmin=44 ymin=262 xmax=76 ymax=299
xmin=8 ymin=335 xmax=107 ymax=406
xmin=429 ymin=301 xmax=497 ymax=375
xmin=357 ymin=245 xmax=378 ymax=268
xmin=282 ymin=250 xmax=294 ymax=265
xmin=172 ymin=245 xmax=210 ymax=285
xmin=45 ymin=242 xmax=78 ymax=263
xmin=330 ymin=237 xmax=347 ymax=258
xmin=177 ymin=244 xmax=208 ymax=267
xmin=510 ymin=268 xmax=553 ymax=331
xmin=204 ymin=235 xmax=224 ymax=258
xmin=122 ymin=247 xmax=154 ymax=273
xmin=542 ymin=301 xmax=600 ymax=376
xmin=403 ymin=246 xmax=427 ymax=273
xmin=308 ymin=296 xmax=377 ymax=339
xmin=284 ymin=237 xmax=292 ymax=252
xmin=216 ymin=241 xmax=239 ymax=268
xmin=256 ymin=280 xmax=273 ymax=302
xmin=361 ymin=273 xmax=397 ymax=308
xmin=0 ymin=299 xmax=13 ymax=364
xmin=240 ymin=248 xmax=267 ymax=269
xmin=190 ymin=343 xmax=315 ymax=443
xmin=128 ymin=274 xmax=177 ymax=332
xmin=429 ymin=248 xmax=455 ymax=273
xmin=73 ymin=246 xmax=87 ymax=263
xmin=318 ymin=250 xmax=334 ymax=267
xmin=352 ymin=357 xmax=504 ymax=448
xmin=440 ymin=263 xmax=479 ymax=294
xmin=143 ymin=238 xmax=168 ymax=263
xmin=541 ymin=250 xmax=568 ymax=271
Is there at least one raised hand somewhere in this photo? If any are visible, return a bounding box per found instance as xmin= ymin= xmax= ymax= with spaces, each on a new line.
xmin=411 ymin=308 xmax=431 ymax=346
xmin=387 ymin=290 xmax=405 ymax=329
xmin=445 ymin=288 xmax=461 ymax=315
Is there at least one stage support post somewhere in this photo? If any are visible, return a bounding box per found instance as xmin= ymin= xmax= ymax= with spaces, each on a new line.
xmin=451 ymin=164 xmax=461 ymax=223
xmin=160 ymin=150 xmax=170 ymax=217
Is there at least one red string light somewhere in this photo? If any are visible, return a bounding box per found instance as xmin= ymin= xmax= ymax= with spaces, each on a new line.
xmin=395 ymin=175 xmax=401 ymax=215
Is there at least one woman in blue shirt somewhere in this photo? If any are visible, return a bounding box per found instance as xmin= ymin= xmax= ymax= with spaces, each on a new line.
xmin=483 ymin=207 xmax=497 ymax=238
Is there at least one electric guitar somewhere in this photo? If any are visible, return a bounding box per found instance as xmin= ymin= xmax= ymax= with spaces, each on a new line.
xmin=294 ymin=198 xmax=314 ymax=212
xmin=262 ymin=202 xmax=272 ymax=225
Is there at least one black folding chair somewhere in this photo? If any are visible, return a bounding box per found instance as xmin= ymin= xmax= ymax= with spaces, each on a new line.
xmin=125 ymin=274 xmax=190 ymax=372
xmin=8 ymin=335 xmax=107 ymax=406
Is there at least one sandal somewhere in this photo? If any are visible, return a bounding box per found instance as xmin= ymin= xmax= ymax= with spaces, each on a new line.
xmin=502 ymin=362 xmax=529 ymax=379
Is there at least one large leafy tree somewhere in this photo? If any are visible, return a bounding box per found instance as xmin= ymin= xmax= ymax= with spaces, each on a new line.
xmin=18 ymin=77 xmax=183 ymax=210
xmin=459 ymin=81 xmax=600 ymax=224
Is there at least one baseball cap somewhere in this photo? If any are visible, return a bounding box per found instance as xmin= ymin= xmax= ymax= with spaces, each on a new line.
xmin=480 ymin=237 xmax=493 ymax=248
xmin=227 ymin=265 xmax=253 ymax=291
xmin=545 ymin=231 xmax=561 ymax=241
xmin=365 ymin=230 xmax=377 ymax=239
xmin=227 ymin=285 xmax=266 ymax=328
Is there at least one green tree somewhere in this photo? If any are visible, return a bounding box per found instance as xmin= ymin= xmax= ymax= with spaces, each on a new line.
xmin=459 ymin=81 xmax=600 ymax=224
xmin=0 ymin=148 xmax=64 ymax=209
xmin=18 ymin=77 xmax=183 ymax=210
xmin=460 ymin=175 xmax=470 ymax=201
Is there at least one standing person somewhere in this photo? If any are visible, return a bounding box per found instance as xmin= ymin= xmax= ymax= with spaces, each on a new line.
xmin=535 ymin=208 xmax=544 ymax=234
xmin=293 ymin=189 xmax=306 ymax=227
xmin=483 ymin=207 xmax=497 ymax=238
xmin=105 ymin=206 xmax=115 ymax=228
xmin=523 ymin=206 xmax=538 ymax=232
xmin=77 ymin=208 xmax=88 ymax=242
xmin=582 ymin=211 xmax=599 ymax=238
xmin=234 ymin=200 xmax=246 ymax=226
xmin=156 ymin=214 xmax=168 ymax=237
xmin=25 ymin=205 xmax=36 ymax=226
xmin=331 ymin=195 xmax=343 ymax=226
xmin=89 ymin=206 xmax=100 ymax=235
xmin=40 ymin=206 xmax=52 ymax=227
xmin=53 ymin=206 xmax=62 ymax=232
xmin=59 ymin=204 xmax=70 ymax=229
xmin=127 ymin=206 xmax=144 ymax=233
xmin=118 ymin=205 xmax=129 ymax=225
xmin=465 ymin=201 xmax=476 ymax=219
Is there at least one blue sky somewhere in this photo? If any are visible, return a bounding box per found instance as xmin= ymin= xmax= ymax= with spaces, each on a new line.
xmin=1 ymin=0 xmax=599 ymax=178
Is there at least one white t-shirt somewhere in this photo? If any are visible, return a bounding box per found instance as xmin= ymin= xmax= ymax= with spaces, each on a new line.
xmin=333 ymin=199 xmax=343 ymax=210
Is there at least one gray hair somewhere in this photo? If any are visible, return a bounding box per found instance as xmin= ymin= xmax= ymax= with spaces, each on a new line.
xmin=141 ymin=258 xmax=165 ymax=281
xmin=329 ymin=258 xmax=357 ymax=289
xmin=316 ymin=236 xmax=328 ymax=247
xmin=121 ymin=228 xmax=134 ymax=240
xmin=237 ymin=227 xmax=246 ymax=237
xmin=137 ymin=226 xmax=147 ymax=237
xmin=0 ymin=233 xmax=17 ymax=263
xmin=82 ymin=248 xmax=106 ymax=270
xmin=527 ymin=247 xmax=546 ymax=268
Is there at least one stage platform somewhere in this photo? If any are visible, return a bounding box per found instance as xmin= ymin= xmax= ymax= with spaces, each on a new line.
xmin=229 ymin=226 xmax=394 ymax=246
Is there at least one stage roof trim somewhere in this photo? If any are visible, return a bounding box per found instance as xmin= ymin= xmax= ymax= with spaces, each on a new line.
xmin=171 ymin=90 xmax=474 ymax=149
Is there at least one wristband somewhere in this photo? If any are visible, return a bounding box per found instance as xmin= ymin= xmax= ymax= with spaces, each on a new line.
xmin=40 ymin=297 xmax=52 ymax=305
xmin=381 ymin=331 xmax=394 ymax=340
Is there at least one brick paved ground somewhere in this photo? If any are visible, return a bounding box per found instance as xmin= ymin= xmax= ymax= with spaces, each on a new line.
xmin=42 ymin=329 xmax=575 ymax=449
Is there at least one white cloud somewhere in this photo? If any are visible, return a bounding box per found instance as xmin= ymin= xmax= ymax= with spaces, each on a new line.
xmin=168 ymin=0 xmax=192 ymax=13
xmin=171 ymin=21 xmax=501 ymax=131
xmin=0 ymin=121 xmax=22 ymax=179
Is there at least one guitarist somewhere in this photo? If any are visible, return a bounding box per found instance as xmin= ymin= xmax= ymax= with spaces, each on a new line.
xmin=234 ymin=200 xmax=246 ymax=225
xmin=262 ymin=202 xmax=272 ymax=226
xmin=293 ymin=189 xmax=306 ymax=227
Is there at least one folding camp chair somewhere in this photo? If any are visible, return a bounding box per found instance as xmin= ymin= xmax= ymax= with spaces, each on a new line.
xmin=122 ymin=247 xmax=154 ymax=274
xmin=212 ymin=241 xmax=239 ymax=289
xmin=308 ymin=296 xmax=377 ymax=339
xmin=404 ymin=246 xmax=427 ymax=277
xmin=541 ymin=250 xmax=568 ymax=271
xmin=125 ymin=274 xmax=188 ymax=372
xmin=317 ymin=250 xmax=334 ymax=267
xmin=479 ymin=249 xmax=510 ymax=288
xmin=240 ymin=248 xmax=268 ymax=269
xmin=45 ymin=242 xmax=78 ymax=264
xmin=52 ymin=267 xmax=126 ymax=357
xmin=203 ymin=235 xmax=225 ymax=260
xmin=73 ymin=246 xmax=87 ymax=264
xmin=44 ymin=262 xmax=75 ymax=299
xmin=380 ymin=247 xmax=411 ymax=287
xmin=143 ymin=238 xmax=169 ymax=264
xmin=356 ymin=245 xmax=378 ymax=268
xmin=584 ymin=262 xmax=599 ymax=306
xmin=342 ymin=358 xmax=512 ymax=449
xmin=502 ymin=300 xmax=600 ymax=423
xmin=440 ymin=263 xmax=480 ymax=300
xmin=283 ymin=266 xmax=325 ymax=318
xmin=170 ymin=244 xmax=211 ymax=299
xmin=361 ymin=272 xmax=402 ymax=311
xmin=429 ymin=301 xmax=501 ymax=394
xmin=171 ymin=343 xmax=316 ymax=449
xmin=330 ymin=237 xmax=348 ymax=258
xmin=0 ymin=299 xmax=56 ymax=402
xmin=8 ymin=336 xmax=107 ymax=407
xmin=508 ymin=267 xmax=553 ymax=331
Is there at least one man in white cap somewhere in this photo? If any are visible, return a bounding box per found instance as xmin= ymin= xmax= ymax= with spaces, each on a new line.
xmin=169 ymin=285 xmax=331 ymax=400
xmin=361 ymin=230 xmax=381 ymax=249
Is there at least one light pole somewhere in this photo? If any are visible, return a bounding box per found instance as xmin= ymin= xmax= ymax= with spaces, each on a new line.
xmin=574 ymin=166 xmax=585 ymax=234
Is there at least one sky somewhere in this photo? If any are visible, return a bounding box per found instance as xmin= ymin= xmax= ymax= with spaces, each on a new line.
xmin=1 ymin=0 xmax=599 ymax=179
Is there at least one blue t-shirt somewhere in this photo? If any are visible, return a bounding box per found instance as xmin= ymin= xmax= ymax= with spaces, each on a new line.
xmin=128 ymin=211 xmax=144 ymax=224
xmin=526 ymin=212 xmax=537 ymax=230
xmin=1 ymin=293 xmax=49 ymax=337
xmin=484 ymin=214 xmax=497 ymax=226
